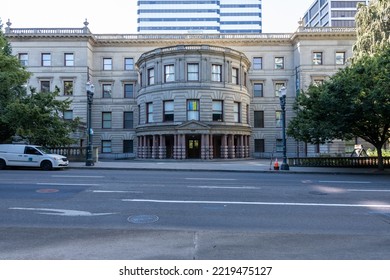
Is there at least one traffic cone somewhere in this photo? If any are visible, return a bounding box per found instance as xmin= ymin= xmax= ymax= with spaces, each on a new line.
xmin=273 ymin=158 xmax=279 ymax=170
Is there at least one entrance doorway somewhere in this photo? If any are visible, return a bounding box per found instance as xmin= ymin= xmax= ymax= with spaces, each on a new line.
xmin=187 ymin=135 xmax=201 ymax=159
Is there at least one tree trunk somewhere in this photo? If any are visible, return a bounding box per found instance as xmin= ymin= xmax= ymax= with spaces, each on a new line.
xmin=376 ymin=145 xmax=384 ymax=171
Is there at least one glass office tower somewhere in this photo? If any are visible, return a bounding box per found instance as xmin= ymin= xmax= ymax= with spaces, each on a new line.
xmin=137 ymin=0 xmax=262 ymax=33
xmin=303 ymin=0 xmax=369 ymax=28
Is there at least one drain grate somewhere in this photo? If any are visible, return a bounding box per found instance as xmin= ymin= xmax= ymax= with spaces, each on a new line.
xmin=128 ymin=214 xmax=159 ymax=224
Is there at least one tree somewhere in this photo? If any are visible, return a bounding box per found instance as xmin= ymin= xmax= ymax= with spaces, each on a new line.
xmin=2 ymin=87 xmax=81 ymax=147
xmin=288 ymin=47 xmax=390 ymax=170
xmin=0 ymin=19 xmax=31 ymax=142
xmin=354 ymin=0 xmax=390 ymax=58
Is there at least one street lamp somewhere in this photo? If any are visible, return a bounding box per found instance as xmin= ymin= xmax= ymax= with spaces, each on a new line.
xmin=279 ymin=86 xmax=290 ymax=170
xmin=85 ymin=81 xmax=95 ymax=166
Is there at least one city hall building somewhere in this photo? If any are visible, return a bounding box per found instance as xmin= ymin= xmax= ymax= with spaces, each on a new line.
xmin=4 ymin=20 xmax=358 ymax=160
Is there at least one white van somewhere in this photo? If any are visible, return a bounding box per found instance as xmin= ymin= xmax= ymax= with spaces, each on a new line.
xmin=0 ymin=144 xmax=69 ymax=170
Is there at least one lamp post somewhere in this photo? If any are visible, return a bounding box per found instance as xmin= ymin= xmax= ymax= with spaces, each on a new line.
xmin=85 ymin=81 xmax=95 ymax=166
xmin=279 ymin=86 xmax=289 ymax=170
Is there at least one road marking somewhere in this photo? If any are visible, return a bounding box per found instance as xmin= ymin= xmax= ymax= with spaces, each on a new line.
xmin=319 ymin=181 xmax=371 ymax=184
xmin=51 ymin=175 xmax=105 ymax=178
xmin=123 ymin=199 xmax=390 ymax=209
xmin=348 ymin=189 xmax=390 ymax=192
xmin=89 ymin=190 xmax=143 ymax=193
xmin=187 ymin=186 xmax=260 ymax=190
xmin=185 ymin=178 xmax=237 ymax=181
xmin=37 ymin=183 xmax=100 ymax=186
xmin=9 ymin=207 xmax=116 ymax=216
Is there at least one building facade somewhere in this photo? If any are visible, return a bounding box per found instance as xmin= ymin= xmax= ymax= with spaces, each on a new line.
xmin=137 ymin=0 xmax=262 ymax=33
xmin=303 ymin=0 xmax=369 ymax=28
xmin=5 ymin=21 xmax=360 ymax=159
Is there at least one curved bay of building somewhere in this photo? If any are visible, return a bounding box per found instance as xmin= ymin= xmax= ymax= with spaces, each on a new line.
xmin=5 ymin=26 xmax=359 ymax=159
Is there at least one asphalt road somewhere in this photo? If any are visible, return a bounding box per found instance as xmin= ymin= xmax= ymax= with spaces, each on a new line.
xmin=0 ymin=169 xmax=389 ymax=259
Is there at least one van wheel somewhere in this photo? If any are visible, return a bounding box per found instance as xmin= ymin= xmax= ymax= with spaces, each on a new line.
xmin=41 ymin=160 xmax=53 ymax=171
xmin=0 ymin=159 xmax=6 ymax=170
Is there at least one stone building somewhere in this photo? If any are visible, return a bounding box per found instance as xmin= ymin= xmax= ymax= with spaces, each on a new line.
xmin=4 ymin=21 xmax=358 ymax=159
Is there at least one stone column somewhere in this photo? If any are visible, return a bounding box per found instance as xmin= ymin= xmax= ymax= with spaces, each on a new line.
xmin=209 ymin=134 xmax=214 ymax=159
xmin=159 ymin=135 xmax=166 ymax=159
xmin=181 ymin=134 xmax=186 ymax=159
xmin=221 ymin=134 xmax=228 ymax=159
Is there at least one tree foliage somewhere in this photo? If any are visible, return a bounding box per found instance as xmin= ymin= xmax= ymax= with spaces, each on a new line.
xmin=354 ymin=0 xmax=390 ymax=58
xmin=288 ymin=47 xmax=390 ymax=169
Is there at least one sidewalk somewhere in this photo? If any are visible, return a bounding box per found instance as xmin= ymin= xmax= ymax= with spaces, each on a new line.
xmin=69 ymin=159 xmax=390 ymax=175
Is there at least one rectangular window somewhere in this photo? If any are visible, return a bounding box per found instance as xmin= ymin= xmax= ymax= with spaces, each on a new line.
xmin=147 ymin=102 xmax=153 ymax=123
xmin=41 ymin=53 xmax=51 ymax=66
xmin=40 ymin=81 xmax=50 ymax=92
xmin=163 ymin=100 xmax=174 ymax=122
xmin=164 ymin=64 xmax=175 ymax=83
xmin=124 ymin=112 xmax=133 ymax=129
xmin=313 ymin=52 xmax=323 ymax=65
xmin=276 ymin=139 xmax=283 ymax=152
xmin=254 ymin=139 xmax=265 ymax=153
xmin=275 ymin=82 xmax=286 ymax=97
xmin=103 ymin=84 xmax=112 ymax=98
xmin=64 ymin=81 xmax=73 ymax=96
xmin=274 ymin=57 xmax=284 ymax=69
xmin=253 ymin=83 xmax=264 ymax=97
xmin=254 ymin=111 xmax=264 ymax=128
xmin=232 ymin=67 xmax=239 ymax=84
xmin=187 ymin=99 xmax=200 ymax=121
xmin=124 ymin=83 xmax=134 ymax=98
xmin=253 ymin=57 xmax=262 ymax=70
xmin=276 ymin=111 xmax=282 ymax=128
xmin=123 ymin=140 xmax=134 ymax=153
xmin=233 ymin=102 xmax=241 ymax=123
xmin=103 ymin=58 xmax=112 ymax=70
xmin=19 ymin=53 xmax=28 ymax=66
xmin=336 ymin=52 xmax=345 ymax=65
xmin=63 ymin=110 xmax=73 ymax=121
xmin=102 ymin=112 xmax=112 ymax=129
xmin=212 ymin=100 xmax=223 ymax=122
xmin=64 ymin=53 xmax=74 ymax=66
xmin=102 ymin=140 xmax=112 ymax=153
xmin=187 ymin=63 xmax=199 ymax=81
xmin=124 ymin=58 xmax=134 ymax=70
xmin=148 ymin=68 xmax=155 ymax=85
xmin=211 ymin=64 xmax=222 ymax=82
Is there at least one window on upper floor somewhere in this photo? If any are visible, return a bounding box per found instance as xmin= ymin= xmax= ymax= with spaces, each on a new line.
xmin=232 ymin=67 xmax=239 ymax=85
xmin=274 ymin=82 xmax=286 ymax=97
xmin=102 ymin=112 xmax=112 ymax=129
xmin=146 ymin=102 xmax=154 ymax=123
xmin=63 ymin=110 xmax=73 ymax=121
xmin=124 ymin=112 xmax=134 ymax=129
xmin=254 ymin=111 xmax=264 ymax=128
xmin=124 ymin=58 xmax=134 ymax=70
xmin=40 ymin=81 xmax=50 ymax=92
xmin=148 ymin=68 xmax=155 ymax=85
xmin=253 ymin=82 xmax=263 ymax=97
xmin=102 ymin=84 xmax=112 ymax=98
xmin=212 ymin=100 xmax=223 ymax=122
xmin=253 ymin=57 xmax=262 ymax=70
xmin=313 ymin=52 xmax=323 ymax=65
xmin=211 ymin=64 xmax=222 ymax=82
xmin=233 ymin=102 xmax=241 ymax=123
xmin=64 ymin=53 xmax=74 ymax=66
xmin=336 ymin=52 xmax=346 ymax=65
xmin=164 ymin=100 xmax=174 ymax=122
xmin=64 ymin=81 xmax=73 ymax=96
xmin=276 ymin=111 xmax=282 ymax=128
xmin=274 ymin=57 xmax=284 ymax=69
xmin=164 ymin=64 xmax=175 ymax=83
xmin=19 ymin=53 xmax=28 ymax=66
xmin=103 ymin=58 xmax=112 ymax=70
xmin=187 ymin=99 xmax=200 ymax=121
xmin=41 ymin=53 xmax=51 ymax=66
xmin=187 ymin=63 xmax=199 ymax=81
xmin=124 ymin=83 xmax=134 ymax=98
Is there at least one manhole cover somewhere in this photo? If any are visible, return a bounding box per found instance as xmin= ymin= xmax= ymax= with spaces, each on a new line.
xmin=128 ymin=215 xmax=159 ymax=224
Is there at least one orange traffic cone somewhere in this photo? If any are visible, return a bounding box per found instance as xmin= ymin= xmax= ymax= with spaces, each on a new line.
xmin=273 ymin=158 xmax=279 ymax=170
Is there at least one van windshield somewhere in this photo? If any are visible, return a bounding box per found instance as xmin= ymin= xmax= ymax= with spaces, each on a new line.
xmin=35 ymin=146 xmax=51 ymax=154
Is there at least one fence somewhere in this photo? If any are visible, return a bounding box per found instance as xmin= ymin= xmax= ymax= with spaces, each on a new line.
xmin=49 ymin=147 xmax=99 ymax=162
xmin=288 ymin=157 xmax=390 ymax=168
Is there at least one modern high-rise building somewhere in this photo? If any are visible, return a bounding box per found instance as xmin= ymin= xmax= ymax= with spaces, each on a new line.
xmin=137 ymin=0 xmax=262 ymax=33
xmin=303 ymin=0 xmax=369 ymax=28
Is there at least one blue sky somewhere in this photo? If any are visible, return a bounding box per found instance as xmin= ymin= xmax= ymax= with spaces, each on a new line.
xmin=2 ymin=0 xmax=314 ymax=33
